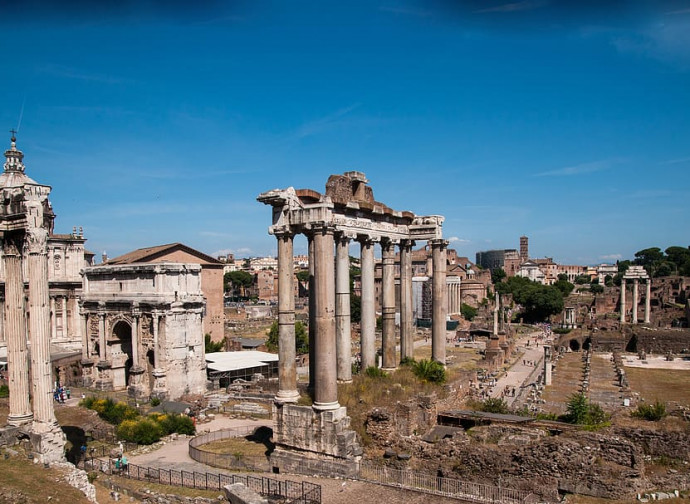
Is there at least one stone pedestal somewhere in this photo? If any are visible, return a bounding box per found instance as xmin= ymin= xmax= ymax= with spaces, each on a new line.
xmin=271 ymin=403 xmax=362 ymax=478
xmin=151 ymin=368 xmax=168 ymax=399
xmin=80 ymin=359 xmax=95 ymax=388
xmin=94 ymin=361 xmax=114 ymax=391
xmin=127 ymin=366 xmax=148 ymax=399
xmin=485 ymin=336 xmax=504 ymax=371
xmin=29 ymin=423 xmax=66 ymax=465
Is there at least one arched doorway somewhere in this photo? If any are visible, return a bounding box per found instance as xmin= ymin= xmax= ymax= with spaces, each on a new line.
xmin=569 ymin=339 xmax=581 ymax=352
xmin=111 ymin=320 xmax=133 ymax=390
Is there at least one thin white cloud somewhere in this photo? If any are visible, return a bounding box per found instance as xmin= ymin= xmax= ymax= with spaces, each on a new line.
xmin=475 ymin=0 xmax=549 ymax=14
xmin=611 ymin=18 xmax=690 ymax=67
xmin=660 ymin=156 xmax=690 ymax=165
xmin=293 ymin=103 xmax=361 ymax=140
xmin=211 ymin=247 xmax=253 ymax=257
xmin=40 ymin=64 xmax=130 ymax=84
xmin=600 ymin=254 xmax=622 ymax=261
xmin=534 ymin=160 xmax=613 ymax=177
xmin=379 ymin=6 xmax=432 ymax=18
xmin=447 ymin=236 xmax=470 ymax=244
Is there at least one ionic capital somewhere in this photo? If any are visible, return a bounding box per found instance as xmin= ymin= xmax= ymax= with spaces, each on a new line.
xmin=310 ymin=222 xmax=335 ymax=236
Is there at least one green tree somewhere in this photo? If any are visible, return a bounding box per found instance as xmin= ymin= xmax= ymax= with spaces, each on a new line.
xmin=564 ymin=393 xmax=608 ymax=426
xmin=604 ymin=275 xmax=614 ymax=287
xmin=205 ymin=334 xmax=225 ymax=353
xmin=296 ymin=270 xmax=310 ymax=283
xmin=350 ymin=295 xmax=362 ymax=323
xmin=574 ymin=275 xmax=591 ymax=285
xmin=224 ymin=270 xmax=254 ymax=296
xmin=461 ymin=303 xmax=477 ymax=321
xmin=491 ymin=268 xmax=506 ymax=285
xmin=554 ymin=279 xmax=575 ymax=297
xmin=266 ymin=320 xmax=309 ymax=354
xmin=557 ymin=273 xmax=568 ymax=282
xmin=411 ymin=359 xmax=446 ymax=384
xmin=589 ymin=284 xmax=604 ymax=294
xmin=480 ymin=397 xmax=509 ymax=414
xmin=496 ymin=276 xmax=564 ymax=323
xmin=634 ymin=247 xmax=664 ymax=277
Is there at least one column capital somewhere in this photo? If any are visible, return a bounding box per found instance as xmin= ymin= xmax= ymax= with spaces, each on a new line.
xmin=2 ymin=233 xmax=23 ymax=256
xmin=336 ymin=231 xmax=355 ymax=244
xmin=26 ymin=227 xmax=48 ymax=255
xmin=429 ymin=238 xmax=449 ymax=249
xmin=273 ymin=227 xmax=295 ymax=239
xmin=357 ymin=234 xmax=379 ymax=245
xmin=310 ymin=222 xmax=336 ymax=236
xmin=399 ymin=239 xmax=415 ymax=250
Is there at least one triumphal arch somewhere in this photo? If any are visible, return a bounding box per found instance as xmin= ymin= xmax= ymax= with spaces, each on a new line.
xmin=0 ymin=134 xmax=65 ymax=463
xmin=258 ymin=171 xmax=447 ymax=475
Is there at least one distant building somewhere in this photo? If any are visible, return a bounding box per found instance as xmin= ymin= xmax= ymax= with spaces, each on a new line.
xmin=475 ymin=248 xmax=519 ymax=271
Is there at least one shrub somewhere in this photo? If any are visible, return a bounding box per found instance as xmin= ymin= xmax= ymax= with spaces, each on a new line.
xmin=411 ymin=359 xmax=446 ymax=384
xmin=553 ymin=327 xmax=571 ymax=334
xmin=365 ymin=366 xmax=387 ymax=378
xmin=399 ymin=356 xmax=416 ymax=367
xmin=0 ymin=384 xmax=9 ymax=398
xmin=150 ymin=397 xmax=161 ymax=407
xmin=564 ymin=393 xmax=609 ymax=426
xmin=480 ymin=397 xmax=509 ymax=414
xmin=461 ymin=303 xmax=478 ymax=321
xmin=632 ymin=400 xmax=667 ymax=421
xmin=117 ymin=417 xmax=164 ymax=445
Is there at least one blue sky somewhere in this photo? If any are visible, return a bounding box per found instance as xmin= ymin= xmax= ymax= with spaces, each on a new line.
xmin=1 ymin=0 xmax=688 ymax=265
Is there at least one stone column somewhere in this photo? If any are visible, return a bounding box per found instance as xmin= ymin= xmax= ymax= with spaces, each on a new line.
xmin=312 ymin=224 xmax=339 ymax=411
xmin=620 ymin=280 xmax=626 ymax=324
xmin=152 ymin=313 xmax=160 ymax=368
xmin=399 ymin=240 xmax=414 ymax=362
xmin=98 ymin=310 xmax=106 ymax=360
xmin=544 ymin=345 xmax=552 ymax=386
xmin=26 ymin=227 xmax=57 ymax=427
xmin=50 ymin=297 xmax=57 ymax=340
xmin=493 ymin=293 xmax=500 ymax=336
xmin=4 ymin=234 xmax=33 ymax=426
xmin=335 ymin=233 xmax=352 ymax=383
xmin=381 ymin=239 xmax=396 ymax=370
xmin=431 ymin=239 xmax=447 ymax=365
xmin=632 ymin=279 xmax=639 ymax=324
xmin=80 ymin=311 xmax=89 ymax=360
xmin=276 ymin=231 xmax=299 ymax=403
xmin=644 ymin=280 xmax=651 ymax=324
xmin=359 ymin=237 xmax=376 ymax=371
xmin=61 ymin=296 xmax=68 ymax=339
xmin=307 ymin=234 xmax=316 ymax=393
xmin=131 ymin=309 xmax=140 ymax=369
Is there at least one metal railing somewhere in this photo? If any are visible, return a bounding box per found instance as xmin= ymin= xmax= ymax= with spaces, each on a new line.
xmin=84 ymin=458 xmax=321 ymax=503
xmin=189 ymin=426 xmax=271 ymax=472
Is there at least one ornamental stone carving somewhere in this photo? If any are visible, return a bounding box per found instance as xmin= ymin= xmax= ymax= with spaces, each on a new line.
xmin=26 ymin=227 xmax=48 ymax=254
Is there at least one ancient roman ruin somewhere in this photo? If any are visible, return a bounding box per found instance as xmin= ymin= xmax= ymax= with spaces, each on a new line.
xmin=258 ymin=171 xmax=447 ymax=474
xmin=0 ymin=134 xmax=65 ymax=463
xmin=620 ymin=265 xmax=651 ymax=324
xmin=79 ymin=262 xmax=207 ymax=400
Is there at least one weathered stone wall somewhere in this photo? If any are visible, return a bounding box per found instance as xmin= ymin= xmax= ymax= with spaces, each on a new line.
xmin=366 ymin=409 xmax=650 ymax=500
xmin=614 ymin=426 xmax=690 ymax=461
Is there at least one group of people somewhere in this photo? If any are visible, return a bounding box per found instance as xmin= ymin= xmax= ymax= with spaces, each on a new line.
xmin=53 ymin=385 xmax=70 ymax=403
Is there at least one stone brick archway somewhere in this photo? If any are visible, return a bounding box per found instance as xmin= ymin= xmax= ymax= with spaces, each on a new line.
xmin=110 ymin=319 xmax=133 ymax=390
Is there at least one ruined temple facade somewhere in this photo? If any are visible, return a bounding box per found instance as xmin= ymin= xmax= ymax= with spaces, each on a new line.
xmin=80 ymin=263 xmax=207 ymax=400
xmin=258 ymin=171 xmax=447 ymax=476
xmin=0 ymin=135 xmax=65 ymax=463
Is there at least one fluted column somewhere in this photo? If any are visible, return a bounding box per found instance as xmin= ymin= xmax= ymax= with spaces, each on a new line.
xmin=50 ymin=297 xmax=57 ymax=340
xmin=359 ymin=237 xmax=376 ymax=371
xmin=620 ymin=280 xmax=626 ymax=324
xmin=312 ymin=224 xmax=339 ymax=411
xmin=381 ymin=239 xmax=396 ymax=370
xmin=61 ymin=296 xmax=68 ymax=340
xmin=335 ymin=233 xmax=352 ymax=383
xmin=307 ymin=234 xmax=316 ymax=393
xmin=152 ymin=313 xmax=161 ymax=368
xmin=493 ymin=293 xmax=500 ymax=336
xmin=644 ymin=280 xmax=651 ymax=324
xmin=98 ymin=310 xmax=106 ymax=360
xmin=632 ymin=279 xmax=639 ymax=324
xmin=27 ymin=227 xmax=57 ymax=427
xmin=431 ymin=239 xmax=448 ymax=365
xmin=4 ymin=234 xmax=33 ymax=426
xmin=131 ymin=308 xmax=140 ymax=369
xmin=276 ymin=231 xmax=299 ymax=403
xmin=400 ymin=240 xmax=414 ymax=362
xmin=80 ymin=311 xmax=89 ymax=360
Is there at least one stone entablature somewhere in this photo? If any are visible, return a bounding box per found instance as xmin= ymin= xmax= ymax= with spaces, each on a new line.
xmin=80 ymin=262 xmax=207 ymax=400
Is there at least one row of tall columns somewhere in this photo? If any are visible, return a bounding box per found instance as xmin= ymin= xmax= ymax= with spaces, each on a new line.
xmin=620 ymin=279 xmax=652 ymax=324
xmin=447 ymin=281 xmax=462 ymax=315
xmin=273 ymin=229 xmax=447 ymax=409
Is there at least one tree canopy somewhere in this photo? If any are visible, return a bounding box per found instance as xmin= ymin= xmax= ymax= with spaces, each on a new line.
xmin=495 ymin=276 xmax=564 ymax=323
xmin=224 ymin=271 xmax=254 ymax=295
xmin=266 ymin=320 xmax=309 ymax=355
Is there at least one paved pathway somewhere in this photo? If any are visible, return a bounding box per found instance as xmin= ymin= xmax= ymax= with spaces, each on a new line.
xmin=488 ymin=332 xmax=551 ymax=407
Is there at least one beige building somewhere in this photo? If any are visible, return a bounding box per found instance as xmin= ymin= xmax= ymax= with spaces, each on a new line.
xmin=105 ymin=243 xmax=224 ymax=342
